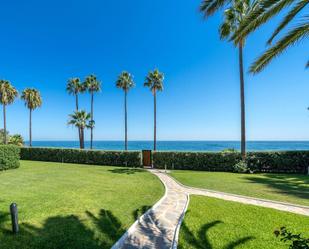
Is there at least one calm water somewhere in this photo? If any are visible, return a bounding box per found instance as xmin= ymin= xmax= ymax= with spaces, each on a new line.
xmin=28 ymin=141 xmax=309 ymax=151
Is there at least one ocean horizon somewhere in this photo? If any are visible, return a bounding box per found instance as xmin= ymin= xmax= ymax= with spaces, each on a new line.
xmin=26 ymin=140 xmax=309 ymax=151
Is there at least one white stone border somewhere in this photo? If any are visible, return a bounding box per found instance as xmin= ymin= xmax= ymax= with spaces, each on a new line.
xmin=111 ymin=169 xmax=168 ymax=249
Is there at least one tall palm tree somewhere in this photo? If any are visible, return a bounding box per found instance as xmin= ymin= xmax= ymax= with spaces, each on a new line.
xmin=200 ymin=0 xmax=257 ymax=159
xmin=0 ymin=80 xmax=18 ymax=144
xmin=84 ymin=75 xmax=101 ymax=150
xmin=21 ymin=88 xmax=42 ymax=147
xmin=68 ymin=110 xmax=91 ymax=149
xmin=116 ymin=71 xmax=135 ymax=151
xmin=66 ymin=78 xmax=85 ymax=148
xmin=144 ymin=69 xmax=164 ymax=151
xmin=231 ymin=0 xmax=309 ymax=73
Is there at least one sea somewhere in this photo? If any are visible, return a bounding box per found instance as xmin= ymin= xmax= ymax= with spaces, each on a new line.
xmin=27 ymin=141 xmax=309 ymax=152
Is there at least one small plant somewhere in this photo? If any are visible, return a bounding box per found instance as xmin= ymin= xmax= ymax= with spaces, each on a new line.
xmin=221 ymin=148 xmax=237 ymax=153
xmin=233 ymin=160 xmax=249 ymax=173
xmin=274 ymin=227 xmax=309 ymax=249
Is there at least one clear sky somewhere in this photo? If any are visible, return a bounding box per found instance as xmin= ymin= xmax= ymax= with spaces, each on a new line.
xmin=1 ymin=0 xmax=308 ymax=141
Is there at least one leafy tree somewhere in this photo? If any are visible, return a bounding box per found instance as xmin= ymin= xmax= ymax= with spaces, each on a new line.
xmin=68 ymin=110 xmax=91 ymax=149
xmin=144 ymin=69 xmax=164 ymax=151
xmin=21 ymin=88 xmax=42 ymax=147
xmin=200 ymin=0 xmax=258 ymax=159
xmin=9 ymin=134 xmax=24 ymax=146
xmin=84 ymin=75 xmax=101 ymax=150
xmin=232 ymin=0 xmax=309 ymax=73
xmin=0 ymin=80 xmax=18 ymax=144
xmin=116 ymin=71 xmax=135 ymax=150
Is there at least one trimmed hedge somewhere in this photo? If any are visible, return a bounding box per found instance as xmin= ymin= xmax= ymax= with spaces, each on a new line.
xmin=153 ymin=151 xmax=309 ymax=174
xmin=0 ymin=145 xmax=20 ymax=170
xmin=20 ymin=147 xmax=142 ymax=167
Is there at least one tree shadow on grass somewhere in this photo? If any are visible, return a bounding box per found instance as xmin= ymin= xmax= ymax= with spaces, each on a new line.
xmin=179 ymin=219 xmax=254 ymax=249
xmin=0 ymin=209 xmax=127 ymax=249
xmin=108 ymin=168 xmax=144 ymax=175
xmin=132 ymin=205 xmax=152 ymax=220
xmin=244 ymin=174 xmax=309 ymax=202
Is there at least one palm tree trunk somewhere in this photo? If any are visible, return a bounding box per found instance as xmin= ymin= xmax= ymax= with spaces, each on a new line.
xmin=90 ymin=92 xmax=94 ymax=150
xmin=3 ymin=104 xmax=7 ymax=144
xmin=125 ymin=90 xmax=128 ymax=151
xmin=75 ymin=94 xmax=82 ymax=149
xmin=29 ymin=108 xmax=32 ymax=147
xmin=154 ymin=90 xmax=157 ymax=151
xmin=81 ymin=128 xmax=85 ymax=149
xmin=239 ymin=41 xmax=246 ymax=160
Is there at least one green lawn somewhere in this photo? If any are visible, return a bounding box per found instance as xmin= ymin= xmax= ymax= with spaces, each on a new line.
xmin=0 ymin=161 xmax=164 ymax=249
xmin=179 ymin=196 xmax=309 ymax=249
xmin=170 ymin=170 xmax=309 ymax=206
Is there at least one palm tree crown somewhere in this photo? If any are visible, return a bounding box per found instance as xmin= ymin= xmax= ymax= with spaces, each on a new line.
xmin=144 ymin=69 xmax=164 ymax=93
xmin=0 ymin=80 xmax=18 ymax=105
xmin=232 ymin=0 xmax=309 ymax=73
xmin=21 ymin=88 xmax=42 ymax=110
xmin=116 ymin=71 xmax=135 ymax=92
xmin=84 ymin=75 xmax=101 ymax=94
xmin=68 ymin=110 xmax=91 ymax=130
xmin=66 ymin=78 xmax=85 ymax=96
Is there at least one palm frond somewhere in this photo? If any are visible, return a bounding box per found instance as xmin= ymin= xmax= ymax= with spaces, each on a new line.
xmin=250 ymin=20 xmax=309 ymax=73
xmin=232 ymin=0 xmax=295 ymax=43
xmin=200 ymin=0 xmax=230 ymax=17
xmin=267 ymin=0 xmax=308 ymax=44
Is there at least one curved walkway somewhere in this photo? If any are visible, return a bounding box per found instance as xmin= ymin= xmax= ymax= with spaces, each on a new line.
xmin=112 ymin=170 xmax=309 ymax=249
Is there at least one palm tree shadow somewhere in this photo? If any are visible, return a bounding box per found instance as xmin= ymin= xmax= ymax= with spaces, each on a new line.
xmin=180 ymin=219 xmax=255 ymax=249
xmin=132 ymin=205 xmax=152 ymax=220
xmin=108 ymin=168 xmax=144 ymax=175
xmin=244 ymin=174 xmax=309 ymax=201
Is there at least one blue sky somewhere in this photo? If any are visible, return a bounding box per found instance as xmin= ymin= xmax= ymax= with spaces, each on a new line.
xmin=1 ymin=0 xmax=308 ymax=141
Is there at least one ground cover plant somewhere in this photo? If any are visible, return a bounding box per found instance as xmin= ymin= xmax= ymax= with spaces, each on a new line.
xmin=0 ymin=161 xmax=164 ymax=249
xmin=178 ymin=196 xmax=309 ymax=249
xmin=170 ymin=170 xmax=309 ymax=206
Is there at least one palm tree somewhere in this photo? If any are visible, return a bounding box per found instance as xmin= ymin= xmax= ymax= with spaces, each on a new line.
xmin=144 ymin=69 xmax=164 ymax=151
xmin=21 ymin=88 xmax=42 ymax=147
xmin=68 ymin=110 xmax=91 ymax=149
xmin=116 ymin=71 xmax=135 ymax=151
xmin=231 ymin=0 xmax=309 ymax=73
xmin=66 ymin=78 xmax=85 ymax=148
xmin=9 ymin=134 xmax=24 ymax=146
xmin=84 ymin=75 xmax=101 ymax=150
xmin=0 ymin=80 xmax=18 ymax=144
xmin=200 ymin=0 xmax=257 ymax=159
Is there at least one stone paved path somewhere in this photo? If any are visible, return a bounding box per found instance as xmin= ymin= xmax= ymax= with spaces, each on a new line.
xmin=112 ymin=170 xmax=309 ymax=249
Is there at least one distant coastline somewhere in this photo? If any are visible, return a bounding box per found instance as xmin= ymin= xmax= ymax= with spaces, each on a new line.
xmin=25 ymin=140 xmax=309 ymax=151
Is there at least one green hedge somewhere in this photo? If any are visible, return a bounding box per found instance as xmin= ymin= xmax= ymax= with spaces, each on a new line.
xmin=0 ymin=145 xmax=20 ymax=170
xmin=20 ymin=147 xmax=142 ymax=167
xmin=153 ymin=151 xmax=309 ymax=174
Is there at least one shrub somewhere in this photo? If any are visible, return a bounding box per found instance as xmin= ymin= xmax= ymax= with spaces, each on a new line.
xmin=274 ymin=227 xmax=309 ymax=249
xmin=152 ymin=151 xmax=309 ymax=173
xmin=20 ymin=147 xmax=142 ymax=167
xmin=0 ymin=145 xmax=20 ymax=170
xmin=232 ymin=160 xmax=249 ymax=173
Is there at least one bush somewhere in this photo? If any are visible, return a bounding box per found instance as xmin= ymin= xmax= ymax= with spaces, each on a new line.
xmin=20 ymin=147 xmax=142 ymax=167
xmin=0 ymin=145 xmax=20 ymax=170
xmin=152 ymin=151 xmax=241 ymax=171
xmin=232 ymin=160 xmax=249 ymax=173
xmin=152 ymin=151 xmax=309 ymax=173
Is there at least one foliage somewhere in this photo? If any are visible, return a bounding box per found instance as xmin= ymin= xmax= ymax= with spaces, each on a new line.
xmin=233 ymin=160 xmax=249 ymax=173
xmin=274 ymin=227 xmax=309 ymax=249
xmin=8 ymin=134 xmax=24 ymax=146
xmin=68 ymin=110 xmax=91 ymax=130
xmin=20 ymin=147 xmax=142 ymax=167
xmin=84 ymin=74 xmax=101 ymax=94
xmin=153 ymin=151 xmax=309 ymax=173
xmin=21 ymin=88 xmax=42 ymax=110
xmin=144 ymin=69 xmax=164 ymax=93
xmin=66 ymin=78 xmax=85 ymax=96
xmin=221 ymin=148 xmax=238 ymax=153
xmin=0 ymin=80 xmax=18 ymax=105
xmin=0 ymin=129 xmax=10 ymax=145
xmin=116 ymin=71 xmax=135 ymax=92
xmin=0 ymin=145 xmax=20 ymax=170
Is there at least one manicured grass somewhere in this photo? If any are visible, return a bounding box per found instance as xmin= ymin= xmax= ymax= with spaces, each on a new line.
xmin=179 ymin=196 xmax=309 ymax=249
xmin=0 ymin=161 xmax=164 ymax=249
xmin=170 ymin=170 xmax=309 ymax=206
